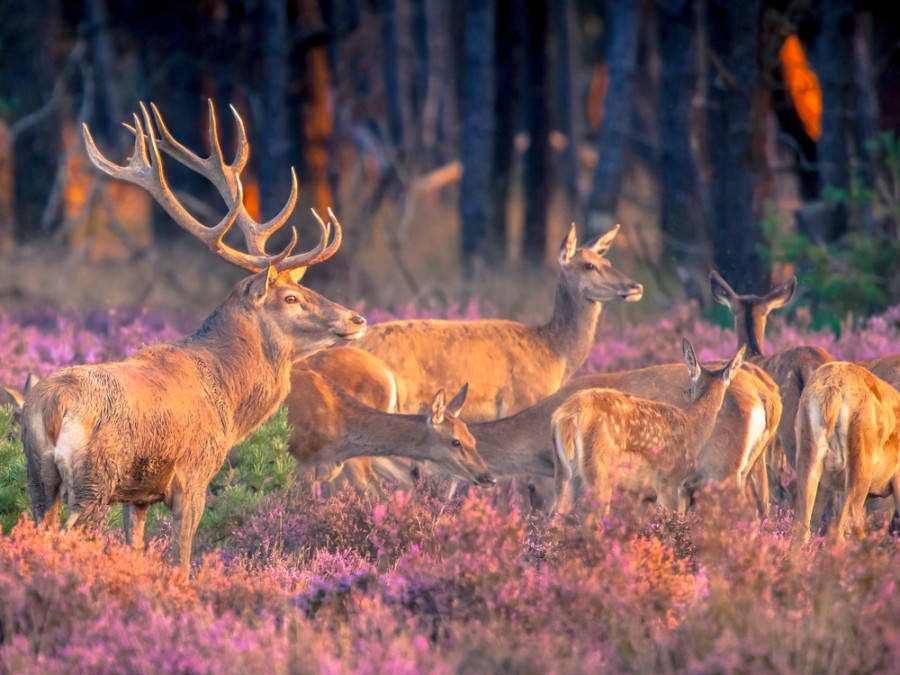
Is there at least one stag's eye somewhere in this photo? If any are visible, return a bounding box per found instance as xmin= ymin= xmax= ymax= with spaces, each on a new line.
xmin=583 ymin=262 xmax=596 ymax=271
xmin=285 ymin=295 xmax=298 ymax=304
xmin=451 ymin=439 xmax=461 ymax=448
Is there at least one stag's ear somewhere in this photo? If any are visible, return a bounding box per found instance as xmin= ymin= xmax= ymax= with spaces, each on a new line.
xmin=682 ymin=338 xmax=701 ymax=382
xmin=249 ymin=264 xmax=279 ymax=304
xmin=446 ymin=383 xmax=469 ymax=417
xmin=430 ymin=388 xmax=447 ymax=425
xmin=287 ymin=267 xmax=308 ymax=283
xmin=723 ymin=345 xmax=746 ymax=385
xmin=23 ymin=373 xmax=39 ymax=394
xmin=709 ymin=271 xmax=738 ymax=311
xmin=558 ymin=223 xmax=578 ymax=263
xmin=761 ymin=276 xmax=797 ymax=313
xmin=587 ymin=223 xmax=620 ymax=256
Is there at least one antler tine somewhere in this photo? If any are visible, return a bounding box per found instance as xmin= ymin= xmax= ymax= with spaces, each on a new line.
xmin=273 ymin=207 xmax=342 ymax=272
xmin=228 ymin=104 xmax=250 ymax=174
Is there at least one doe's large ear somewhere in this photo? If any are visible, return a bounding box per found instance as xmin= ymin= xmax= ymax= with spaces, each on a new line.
xmin=723 ymin=345 xmax=746 ymax=385
xmin=587 ymin=223 xmax=620 ymax=256
xmin=430 ymin=388 xmax=447 ymax=425
xmin=445 ymin=383 xmax=469 ymax=417
xmin=761 ymin=276 xmax=797 ymax=313
xmin=558 ymin=223 xmax=579 ymax=263
xmin=709 ymin=271 xmax=738 ymax=311
xmin=682 ymin=338 xmax=701 ymax=382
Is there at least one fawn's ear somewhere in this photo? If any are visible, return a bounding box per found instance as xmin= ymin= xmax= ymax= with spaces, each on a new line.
xmin=722 ymin=345 xmax=747 ymax=385
xmin=445 ymin=383 xmax=469 ymax=417
xmin=558 ymin=223 xmax=579 ymax=264
xmin=761 ymin=276 xmax=797 ymax=314
xmin=430 ymin=388 xmax=447 ymax=425
xmin=586 ymin=223 xmax=620 ymax=256
xmin=709 ymin=271 xmax=739 ymax=311
xmin=682 ymin=338 xmax=701 ymax=382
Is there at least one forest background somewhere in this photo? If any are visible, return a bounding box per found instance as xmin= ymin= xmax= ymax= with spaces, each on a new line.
xmin=1 ymin=0 xmax=899 ymax=328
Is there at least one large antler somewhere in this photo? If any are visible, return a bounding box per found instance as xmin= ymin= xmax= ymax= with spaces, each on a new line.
xmin=82 ymin=100 xmax=341 ymax=273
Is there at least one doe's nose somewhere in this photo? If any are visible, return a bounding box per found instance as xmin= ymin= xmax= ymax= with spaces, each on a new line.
xmin=475 ymin=472 xmax=497 ymax=487
xmin=350 ymin=314 xmax=366 ymax=325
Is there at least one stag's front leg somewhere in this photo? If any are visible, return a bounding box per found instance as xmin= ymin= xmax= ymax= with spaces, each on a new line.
xmin=167 ymin=476 xmax=208 ymax=573
xmin=123 ymin=503 xmax=150 ymax=549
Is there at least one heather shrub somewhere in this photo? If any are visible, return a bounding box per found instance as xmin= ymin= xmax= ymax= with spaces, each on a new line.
xmin=0 ymin=406 xmax=28 ymax=534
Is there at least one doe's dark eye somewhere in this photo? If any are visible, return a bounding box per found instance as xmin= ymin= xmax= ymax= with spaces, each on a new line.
xmin=451 ymin=439 xmax=461 ymax=447
xmin=285 ymin=295 xmax=298 ymax=304
xmin=583 ymin=262 xmax=596 ymax=271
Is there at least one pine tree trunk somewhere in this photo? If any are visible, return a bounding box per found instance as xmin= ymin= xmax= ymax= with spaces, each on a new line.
xmin=459 ymin=0 xmax=497 ymax=268
xmin=586 ymin=0 xmax=642 ymax=236
xmin=260 ymin=0 xmax=290 ymax=221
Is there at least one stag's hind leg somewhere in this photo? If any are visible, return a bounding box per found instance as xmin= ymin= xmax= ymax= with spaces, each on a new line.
xmin=123 ymin=503 xmax=150 ymax=548
xmin=23 ymin=423 xmax=63 ymax=529
xmin=167 ymin=474 xmax=208 ymax=573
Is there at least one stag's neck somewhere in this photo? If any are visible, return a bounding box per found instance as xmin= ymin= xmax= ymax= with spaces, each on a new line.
xmin=330 ymin=408 xmax=432 ymax=464
xmin=537 ymin=281 xmax=602 ymax=380
xmin=186 ymin=301 xmax=294 ymax=441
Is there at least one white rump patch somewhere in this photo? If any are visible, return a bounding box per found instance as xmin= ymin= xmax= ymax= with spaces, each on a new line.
xmin=738 ymin=404 xmax=767 ymax=484
xmin=52 ymin=415 xmax=86 ymax=503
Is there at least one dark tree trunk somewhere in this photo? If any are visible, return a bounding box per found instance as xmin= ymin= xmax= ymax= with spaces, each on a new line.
xmin=86 ymin=0 xmax=124 ymax=144
xmin=853 ymin=10 xmax=879 ymax=235
xmin=586 ymin=0 xmax=642 ymax=236
xmin=410 ymin=0 xmax=429 ymax=138
xmin=381 ymin=0 xmax=405 ymax=153
xmin=658 ymin=0 xmax=710 ymax=283
xmin=812 ymin=0 xmax=854 ymax=240
xmin=2 ymin=0 xmax=62 ymax=240
xmin=491 ymin=0 xmax=522 ymax=260
xmin=259 ymin=0 xmax=290 ymax=221
xmin=706 ymin=0 xmax=767 ymax=293
xmin=459 ymin=0 xmax=497 ymax=268
xmin=521 ymin=0 xmax=551 ymax=263
xmin=553 ymin=0 xmax=580 ymax=221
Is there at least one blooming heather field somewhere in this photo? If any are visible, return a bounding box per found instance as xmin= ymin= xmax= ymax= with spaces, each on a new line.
xmin=3 ymin=302 xmax=900 ymax=673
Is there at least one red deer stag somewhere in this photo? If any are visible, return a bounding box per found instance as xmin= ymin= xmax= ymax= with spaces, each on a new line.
xmin=22 ymin=102 xmax=365 ymax=571
xmin=351 ymin=224 xmax=643 ymax=422
xmin=551 ymin=341 xmax=745 ymax=514
xmin=709 ymin=272 xmax=834 ymax=489
xmin=285 ymin=373 xmax=494 ymax=493
xmin=794 ymin=362 xmax=900 ymax=541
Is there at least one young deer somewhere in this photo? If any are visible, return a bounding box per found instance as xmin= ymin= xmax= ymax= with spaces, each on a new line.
xmin=295 ymin=348 xmax=413 ymax=495
xmin=794 ymin=362 xmax=900 ymax=541
xmin=285 ymin=372 xmax=494 ymax=491
xmin=22 ymin=102 xmax=365 ymax=571
xmin=551 ymin=340 xmax=745 ymax=514
xmin=709 ymin=272 xmax=834 ymax=483
xmin=351 ymin=223 xmax=643 ymax=422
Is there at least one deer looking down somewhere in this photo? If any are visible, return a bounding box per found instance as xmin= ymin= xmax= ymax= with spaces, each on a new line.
xmin=551 ymin=340 xmax=746 ymax=514
xmin=350 ymin=224 xmax=643 ymax=423
xmin=22 ymin=102 xmax=365 ymax=572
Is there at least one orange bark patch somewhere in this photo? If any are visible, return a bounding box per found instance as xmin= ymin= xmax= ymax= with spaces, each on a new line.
xmin=780 ymin=34 xmax=822 ymax=141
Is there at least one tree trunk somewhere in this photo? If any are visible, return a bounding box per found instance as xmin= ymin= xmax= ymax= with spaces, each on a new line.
xmin=706 ymin=0 xmax=767 ymax=292
xmin=491 ymin=0 xmax=522 ymax=261
xmin=521 ymin=0 xmax=551 ymax=263
xmin=586 ymin=0 xmax=642 ymax=236
xmin=459 ymin=0 xmax=497 ymax=268
xmin=812 ymin=0 xmax=854 ymax=240
xmin=259 ymin=0 xmax=290 ymax=221
xmin=381 ymin=0 xmax=405 ymax=153
xmin=2 ymin=0 xmax=62 ymax=240
xmin=658 ymin=0 xmax=710 ymax=288
xmin=553 ymin=0 xmax=580 ymax=222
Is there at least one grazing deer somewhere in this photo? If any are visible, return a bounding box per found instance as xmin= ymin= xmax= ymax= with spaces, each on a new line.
xmin=709 ymin=272 xmax=834 ymax=498
xmin=466 ymin=355 xmax=779 ymax=516
xmin=22 ymin=102 xmax=365 ymax=571
xmin=793 ymin=362 xmax=900 ymax=541
xmin=294 ymin=348 xmax=414 ymax=495
xmin=285 ymin=372 xmax=494 ymax=490
xmin=551 ymin=341 xmax=745 ymax=514
xmin=351 ymin=223 xmax=643 ymax=422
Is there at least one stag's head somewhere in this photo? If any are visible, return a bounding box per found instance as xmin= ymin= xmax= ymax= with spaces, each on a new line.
xmin=426 ymin=384 xmax=495 ymax=487
xmin=83 ymin=100 xmax=365 ymax=357
xmin=558 ymin=223 xmax=643 ymax=304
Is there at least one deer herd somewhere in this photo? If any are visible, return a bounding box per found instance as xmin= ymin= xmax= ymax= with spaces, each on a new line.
xmin=1 ymin=101 xmax=897 ymax=572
